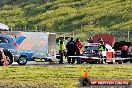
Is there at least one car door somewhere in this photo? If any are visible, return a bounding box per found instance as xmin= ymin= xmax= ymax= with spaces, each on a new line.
xmin=0 ymin=37 xmax=13 ymax=49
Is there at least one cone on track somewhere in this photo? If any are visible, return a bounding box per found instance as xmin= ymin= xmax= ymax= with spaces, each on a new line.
xmin=3 ymin=55 xmax=6 ymax=66
xmin=0 ymin=48 xmax=7 ymax=66
xmin=80 ymin=67 xmax=89 ymax=77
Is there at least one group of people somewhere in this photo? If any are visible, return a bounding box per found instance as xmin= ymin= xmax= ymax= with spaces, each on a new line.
xmin=57 ymin=37 xmax=83 ymax=64
xmin=57 ymin=36 xmax=129 ymax=64
xmin=57 ymin=37 xmax=107 ymax=64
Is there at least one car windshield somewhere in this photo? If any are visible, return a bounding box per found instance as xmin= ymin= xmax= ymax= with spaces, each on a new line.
xmin=84 ymin=46 xmax=98 ymax=51
xmin=0 ymin=37 xmax=9 ymax=43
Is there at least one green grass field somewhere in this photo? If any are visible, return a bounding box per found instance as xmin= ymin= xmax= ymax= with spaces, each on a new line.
xmin=0 ymin=0 xmax=131 ymax=42
xmin=0 ymin=65 xmax=132 ymax=88
xmin=0 ymin=0 xmax=131 ymax=32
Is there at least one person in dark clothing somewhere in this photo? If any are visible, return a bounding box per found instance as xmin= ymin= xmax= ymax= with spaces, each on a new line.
xmin=98 ymin=37 xmax=103 ymax=43
xmin=87 ymin=37 xmax=93 ymax=43
xmin=121 ymin=45 xmax=128 ymax=58
xmin=66 ymin=37 xmax=76 ymax=64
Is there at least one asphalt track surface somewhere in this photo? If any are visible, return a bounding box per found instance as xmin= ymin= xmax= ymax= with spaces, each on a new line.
xmin=11 ymin=61 xmax=132 ymax=66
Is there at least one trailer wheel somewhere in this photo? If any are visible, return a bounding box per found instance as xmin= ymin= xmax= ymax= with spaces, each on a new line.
xmin=18 ymin=56 xmax=27 ymax=65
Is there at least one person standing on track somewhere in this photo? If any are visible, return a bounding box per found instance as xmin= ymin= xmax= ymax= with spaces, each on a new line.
xmin=66 ymin=37 xmax=76 ymax=64
xmin=87 ymin=37 xmax=93 ymax=43
xmin=76 ymin=38 xmax=83 ymax=64
xmin=121 ymin=45 xmax=128 ymax=58
xmin=58 ymin=38 xmax=65 ymax=64
xmin=98 ymin=38 xmax=106 ymax=64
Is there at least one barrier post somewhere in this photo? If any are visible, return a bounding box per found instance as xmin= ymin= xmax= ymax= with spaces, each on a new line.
xmin=128 ymin=31 xmax=129 ymax=42
xmin=0 ymin=48 xmax=7 ymax=66
xmin=3 ymin=55 xmax=6 ymax=66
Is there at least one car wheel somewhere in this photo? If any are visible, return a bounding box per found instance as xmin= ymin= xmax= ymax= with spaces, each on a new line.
xmin=0 ymin=53 xmax=13 ymax=66
xmin=18 ymin=56 xmax=27 ymax=65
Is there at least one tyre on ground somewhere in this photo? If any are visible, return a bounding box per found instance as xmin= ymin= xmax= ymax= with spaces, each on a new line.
xmin=0 ymin=53 xmax=13 ymax=66
xmin=17 ymin=56 xmax=27 ymax=65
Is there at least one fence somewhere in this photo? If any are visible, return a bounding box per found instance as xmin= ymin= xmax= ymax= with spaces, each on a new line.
xmin=9 ymin=27 xmax=132 ymax=42
xmin=56 ymin=31 xmax=132 ymax=42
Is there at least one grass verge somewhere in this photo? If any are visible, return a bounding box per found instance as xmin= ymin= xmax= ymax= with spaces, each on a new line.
xmin=0 ymin=65 xmax=132 ymax=88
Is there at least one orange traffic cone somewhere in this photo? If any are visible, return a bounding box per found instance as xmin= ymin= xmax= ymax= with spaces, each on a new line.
xmin=79 ymin=67 xmax=91 ymax=86
xmin=3 ymin=55 xmax=6 ymax=66
xmin=80 ymin=67 xmax=89 ymax=77
xmin=83 ymin=71 xmax=89 ymax=78
xmin=0 ymin=48 xmax=7 ymax=66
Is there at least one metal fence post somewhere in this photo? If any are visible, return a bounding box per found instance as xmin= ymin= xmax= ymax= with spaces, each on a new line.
xmin=109 ymin=31 xmax=110 ymax=35
xmin=10 ymin=27 xmax=12 ymax=31
xmin=73 ymin=33 xmax=74 ymax=38
xmin=25 ymin=26 xmax=26 ymax=31
xmin=128 ymin=31 xmax=129 ymax=42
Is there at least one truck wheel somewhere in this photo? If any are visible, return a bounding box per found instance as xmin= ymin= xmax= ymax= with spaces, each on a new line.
xmin=18 ymin=56 xmax=27 ymax=65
